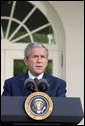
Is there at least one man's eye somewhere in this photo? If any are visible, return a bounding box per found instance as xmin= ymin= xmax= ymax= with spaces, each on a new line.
xmin=41 ymin=56 xmax=45 ymax=58
xmin=32 ymin=55 xmax=45 ymax=58
xmin=33 ymin=55 xmax=38 ymax=58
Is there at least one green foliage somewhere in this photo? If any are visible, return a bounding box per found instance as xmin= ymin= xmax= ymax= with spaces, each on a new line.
xmin=45 ymin=60 xmax=52 ymax=75
xmin=14 ymin=60 xmax=28 ymax=76
xmin=33 ymin=33 xmax=48 ymax=43
xmin=11 ymin=31 xmax=31 ymax=43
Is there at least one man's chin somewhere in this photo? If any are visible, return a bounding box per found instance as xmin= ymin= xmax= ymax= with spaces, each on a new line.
xmin=35 ymin=72 xmax=42 ymax=75
xmin=35 ymin=71 xmax=43 ymax=75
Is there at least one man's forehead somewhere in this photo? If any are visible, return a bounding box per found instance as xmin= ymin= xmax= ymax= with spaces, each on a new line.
xmin=29 ymin=47 xmax=47 ymax=57
xmin=30 ymin=47 xmax=46 ymax=52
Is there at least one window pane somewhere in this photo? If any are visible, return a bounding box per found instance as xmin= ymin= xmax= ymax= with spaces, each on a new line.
xmin=1 ymin=20 xmax=8 ymax=37
xmin=13 ymin=1 xmax=34 ymax=21
xmin=13 ymin=36 xmax=31 ymax=43
xmin=33 ymin=26 xmax=55 ymax=44
xmin=25 ymin=8 xmax=48 ymax=31
xmin=11 ymin=27 xmax=31 ymax=43
xmin=14 ymin=59 xmax=52 ymax=76
xmin=8 ymin=21 xmax=19 ymax=38
xmin=1 ymin=1 xmax=13 ymax=17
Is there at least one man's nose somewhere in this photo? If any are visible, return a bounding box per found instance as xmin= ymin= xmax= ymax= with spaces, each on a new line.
xmin=37 ymin=57 xmax=42 ymax=62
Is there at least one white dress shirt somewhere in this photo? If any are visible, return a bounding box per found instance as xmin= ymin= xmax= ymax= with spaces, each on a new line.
xmin=28 ymin=70 xmax=44 ymax=80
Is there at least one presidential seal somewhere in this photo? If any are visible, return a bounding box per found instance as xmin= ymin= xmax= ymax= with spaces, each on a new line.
xmin=25 ymin=92 xmax=53 ymax=120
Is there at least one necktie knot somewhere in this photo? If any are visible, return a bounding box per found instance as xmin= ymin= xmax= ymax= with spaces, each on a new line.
xmin=34 ymin=78 xmax=38 ymax=83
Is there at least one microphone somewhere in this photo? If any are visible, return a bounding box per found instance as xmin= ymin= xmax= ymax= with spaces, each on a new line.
xmin=24 ymin=78 xmax=35 ymax=92
xmin=37 ymin=78 xmax=49 ymax=92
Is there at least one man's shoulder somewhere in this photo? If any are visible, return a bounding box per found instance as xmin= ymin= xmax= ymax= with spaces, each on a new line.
xmin=5 ymin=73 xmax=27 ymax=82
xmin=44 ymin=74 xmax=66 ymax=83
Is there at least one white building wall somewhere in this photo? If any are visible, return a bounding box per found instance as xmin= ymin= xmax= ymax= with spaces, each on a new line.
xmin=1 ymin=1 xmax=84 ymax=125
xmin=49 ymin=1 xmax=84 ymax=125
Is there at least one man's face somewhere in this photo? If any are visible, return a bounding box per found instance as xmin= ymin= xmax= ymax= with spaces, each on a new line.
xmin=24 ymin=47 xmax=48 ymax=77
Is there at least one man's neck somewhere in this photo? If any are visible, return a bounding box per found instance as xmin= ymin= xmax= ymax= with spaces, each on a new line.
xmin=28 ymin=71 xmax=44 ymax=79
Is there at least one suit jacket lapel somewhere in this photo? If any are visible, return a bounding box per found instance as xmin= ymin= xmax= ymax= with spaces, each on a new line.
xmin=43 ymin=73 xmax=51 ymax=83
xmin=43 ymin=73 xmax=52 ymax=93
xmin=18 ymin=73 xmax=31 ymax=96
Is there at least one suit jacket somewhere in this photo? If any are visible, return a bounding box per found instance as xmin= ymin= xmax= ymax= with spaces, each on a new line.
xmin=2 ymin=73 xmax=67 ymax=97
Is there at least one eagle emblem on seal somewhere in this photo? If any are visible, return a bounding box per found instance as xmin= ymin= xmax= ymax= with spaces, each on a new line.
xmin=32 ymin=98 xmax=46 ymax=114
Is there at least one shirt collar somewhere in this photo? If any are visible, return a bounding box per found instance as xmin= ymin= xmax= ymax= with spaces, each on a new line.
xmin=28 ymin=70 xmax=44 ymax=80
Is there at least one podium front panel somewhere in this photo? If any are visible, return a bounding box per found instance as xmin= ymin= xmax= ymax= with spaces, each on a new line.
xmin=1 ymin=96 xmax=83 ymax=125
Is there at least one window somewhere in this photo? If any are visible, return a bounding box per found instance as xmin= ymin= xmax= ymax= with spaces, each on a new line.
xmin=1 ymin=1 xmax=55 ymax=44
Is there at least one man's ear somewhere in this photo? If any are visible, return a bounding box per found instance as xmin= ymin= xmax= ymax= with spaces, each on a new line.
xmin=24 ymin=58 xmax=29 ymax=66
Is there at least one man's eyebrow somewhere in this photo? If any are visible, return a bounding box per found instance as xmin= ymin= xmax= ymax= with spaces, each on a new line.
xmin=32 ymin=54 xmax=46 ymax=57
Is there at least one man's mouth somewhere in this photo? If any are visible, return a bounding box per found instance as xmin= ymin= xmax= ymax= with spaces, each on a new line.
xmin=36 ymin=66 xmax=43 ymax=68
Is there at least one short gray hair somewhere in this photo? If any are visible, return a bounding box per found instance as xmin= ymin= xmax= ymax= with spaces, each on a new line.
xmin=24 ymin=42 xmax=49 ymax=59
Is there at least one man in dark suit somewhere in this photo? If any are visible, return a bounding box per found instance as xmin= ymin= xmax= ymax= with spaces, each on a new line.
xmin=2 ymin=43 xmax=66 ymax=97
